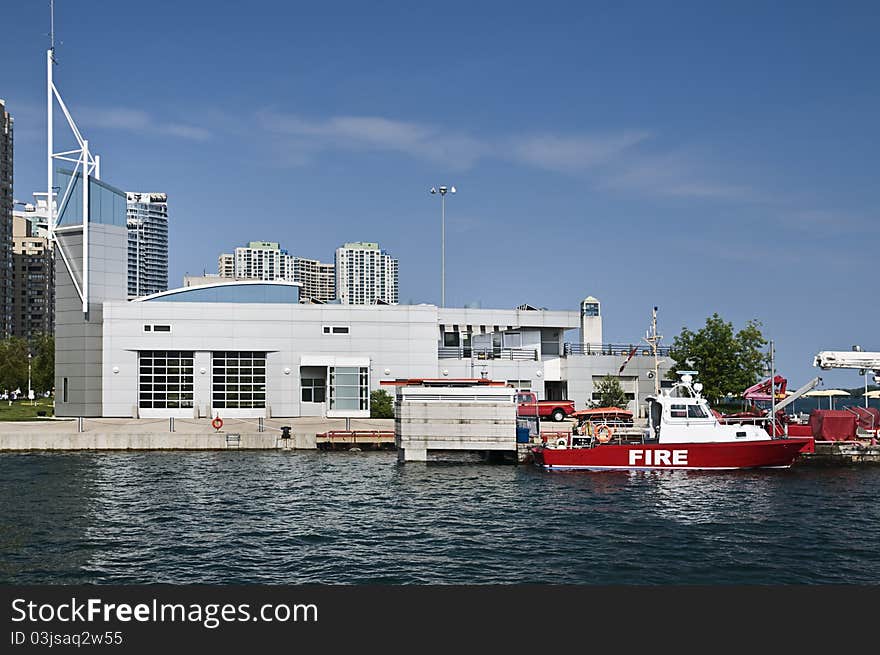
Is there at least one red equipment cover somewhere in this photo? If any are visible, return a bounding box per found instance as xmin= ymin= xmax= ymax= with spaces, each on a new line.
xmin=809 ymin=410 xmax=857 ymax=441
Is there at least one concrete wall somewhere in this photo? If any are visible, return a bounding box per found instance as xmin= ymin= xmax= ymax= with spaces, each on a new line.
xmin=563 ymin=353 xmax=673 ymax=417
xmin=102 ymin=302 xmax=440 ymax=417
xmin=55 ymin=224 xmax=128 ymax=417
xmin=395 ymin=387 xmax=517 ymax=461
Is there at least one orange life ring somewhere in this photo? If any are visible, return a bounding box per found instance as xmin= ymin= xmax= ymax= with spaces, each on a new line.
xmin=212 ymin=417 xmax=223 ymax=430
xmin=594 ymin=424 xmax=613 ymax=443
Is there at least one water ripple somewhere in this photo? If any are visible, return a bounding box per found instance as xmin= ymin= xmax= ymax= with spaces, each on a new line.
xmin=1 ymin=452 xmax=880 ymax=584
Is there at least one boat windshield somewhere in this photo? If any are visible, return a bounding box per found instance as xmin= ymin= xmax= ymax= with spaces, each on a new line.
xmin=687 ymin=404 xmax=709 ymax=418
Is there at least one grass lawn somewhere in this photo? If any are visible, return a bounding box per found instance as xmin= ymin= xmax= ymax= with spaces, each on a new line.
xmin=0 ymin=397 xmax=55 ymax=421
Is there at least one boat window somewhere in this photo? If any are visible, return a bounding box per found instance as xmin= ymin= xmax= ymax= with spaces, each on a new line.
xmin=670 ymin=404 xmax=687 ymax=418
xmin=687 ymin=404 xmax=709 ymax=418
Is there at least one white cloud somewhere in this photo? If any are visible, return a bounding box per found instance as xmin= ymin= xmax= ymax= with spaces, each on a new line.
xmin=257 ymin=110 xmax=757 ymax=200
xmin=257 ymin=111 xmax=487 ymax=168
xmin=83 ymin=107 xmax=211 ymax=141
xmin=508 ymin=131 xmax=651 ymax=172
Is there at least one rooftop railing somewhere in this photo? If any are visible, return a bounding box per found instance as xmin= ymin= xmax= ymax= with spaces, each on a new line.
xmin=563 ymin=343 xmax=673 ymax=357
xmin=437 ymin=346 xmax=538 ymax=361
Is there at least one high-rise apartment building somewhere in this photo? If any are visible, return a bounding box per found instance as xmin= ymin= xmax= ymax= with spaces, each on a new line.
xmin=335 ymin=242 xmax=399 ymax=305
xmin=291 ymin=256 xmax=335 ymax=302
xmin=126 ymin=192 xmax=169 ymax=297
xmin=0 ymin=100 xmax=14 ymax=337
xmin=232 ymin=241 xmax=289 ymax=280
xmin=218 ymin=242 xmax=336 ymax=302
xmin=218 ymin=253 xmax=235 ymax=278
xmin=11 ymin=212 xmax=54 ymax=339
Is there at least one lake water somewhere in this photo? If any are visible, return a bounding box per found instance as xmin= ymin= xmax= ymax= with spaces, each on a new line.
xmin=2 ymin=451 xmax=879 ymax=585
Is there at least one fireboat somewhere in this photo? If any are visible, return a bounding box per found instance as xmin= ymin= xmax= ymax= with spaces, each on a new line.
xmin=530 ymin=373 xmax=813 ymax=471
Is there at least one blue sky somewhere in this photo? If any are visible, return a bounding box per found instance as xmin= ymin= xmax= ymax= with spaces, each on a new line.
xmin=2 ymin=1 xmax=878 ymax=387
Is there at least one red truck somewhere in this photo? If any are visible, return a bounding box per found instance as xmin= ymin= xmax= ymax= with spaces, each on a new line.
xmin=515 ymin=392 xmax=576 ymax=422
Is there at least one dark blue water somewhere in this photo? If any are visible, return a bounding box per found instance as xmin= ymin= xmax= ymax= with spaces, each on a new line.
xmin=2 ymin=451 xmax=879 ymax=585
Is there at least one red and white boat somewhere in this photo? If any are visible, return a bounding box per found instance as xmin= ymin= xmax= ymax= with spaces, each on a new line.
xmin=531 ymin=374 xmax=813 ymax=471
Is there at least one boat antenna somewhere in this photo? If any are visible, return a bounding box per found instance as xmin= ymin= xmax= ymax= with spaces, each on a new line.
xmin=642 ymin=306 xmax=663 ymax=395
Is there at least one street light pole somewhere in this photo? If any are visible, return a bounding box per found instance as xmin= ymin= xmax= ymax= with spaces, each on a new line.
xmin=429 ymin=185 xmax=456 ymax=307
xmin=28 ymin=352 xmax=33 ymax=405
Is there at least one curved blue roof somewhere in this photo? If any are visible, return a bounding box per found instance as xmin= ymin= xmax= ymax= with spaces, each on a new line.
xmin=135 ymin=281 xmax=301 ymax=304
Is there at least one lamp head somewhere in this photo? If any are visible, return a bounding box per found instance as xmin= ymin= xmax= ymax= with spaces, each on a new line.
xmin=439 ymin=186 xmax=447 ymax=194
xmin=430 ymin=187 xmax=437 ymax=194
xmin=450 ymin=186 xmax=456 ymax=194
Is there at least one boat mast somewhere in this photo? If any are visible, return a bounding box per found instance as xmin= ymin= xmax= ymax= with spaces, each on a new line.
xmin=770 ymin=339 xmax=776 ymax=437
xmin=642 ymin=306 xmax=662 ymax=395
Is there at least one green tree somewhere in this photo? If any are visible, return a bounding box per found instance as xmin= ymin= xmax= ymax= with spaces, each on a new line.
xmin=0 ymin=337 xmax=29 ymax=395
xmin=370 ymin=389 xmax=394 ymax=418
xmin=666 ymin=313 xmax=768 ymax=405
xmin=591 ymin=375 xmax=629 ymax=409
xmin=31 ymin=334 xmax=55 ymax=394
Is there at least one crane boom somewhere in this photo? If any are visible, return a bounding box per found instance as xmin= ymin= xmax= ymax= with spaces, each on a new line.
xmin=814 ymin=351 xmax=880 ymax=380
xmin=774 ymin=376 xmax=822 ymax=413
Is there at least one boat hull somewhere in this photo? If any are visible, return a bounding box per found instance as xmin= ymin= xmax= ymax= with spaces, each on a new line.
xmin=532 ymin=438 xmax=813 ymax=471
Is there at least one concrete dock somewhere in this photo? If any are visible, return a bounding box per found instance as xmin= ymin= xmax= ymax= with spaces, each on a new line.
xmin=0 ymin=417 xmax=394 ymax=451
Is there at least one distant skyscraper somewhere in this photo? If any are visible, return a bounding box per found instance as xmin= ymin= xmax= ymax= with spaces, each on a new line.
xmin=0 ymin=100 xmax=13 ymax=337
xmin=218 ymin=241 xmax=336 ymax=302
xmin=126 ymin=192 xmax=169 ymax=297
xmin=335 ymin=242 xmax=399 ymax=305
xmin=233 ymin=241 xmax=288 ymax=280
xmin=292 ymin=256 xmax=336 ymax=302
xmin=218 ymin=253 xmax=235 ymax=278
xmin=11 ymin=211 xmax=54 ymax=339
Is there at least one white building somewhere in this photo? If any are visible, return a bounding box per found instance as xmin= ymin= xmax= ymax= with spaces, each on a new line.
xmin=127 ymin=192 xmax=169 ymax=297
xmin=335 ymin=241 xmax=398 ymax=305
xmin=54 ymin=188 xmax=672 ymax=420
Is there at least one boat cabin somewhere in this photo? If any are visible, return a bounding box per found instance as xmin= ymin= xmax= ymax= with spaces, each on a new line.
xmin=647 ymin=374 xmax=769 ymax=444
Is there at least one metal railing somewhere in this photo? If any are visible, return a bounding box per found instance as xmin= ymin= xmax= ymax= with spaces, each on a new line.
xmin=437 ymin=346 xmax=538 ymax=361
xmin=563 ymin=343 xmax=673 ymax=357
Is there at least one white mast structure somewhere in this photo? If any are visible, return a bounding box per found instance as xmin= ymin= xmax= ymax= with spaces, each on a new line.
xmin=47 ymin=0 xmax=100 ymax=316
xmin=642 ymin=306 xmax=664 ymax=395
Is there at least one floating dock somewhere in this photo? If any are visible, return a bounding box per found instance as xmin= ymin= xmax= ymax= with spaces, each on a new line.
xmin=316 ymin=430 xmax=395 ymax=451
xmin=796 ymin=440 xmax=880 ymax=466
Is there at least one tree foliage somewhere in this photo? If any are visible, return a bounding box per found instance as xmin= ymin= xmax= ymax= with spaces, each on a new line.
xmin=0 ymin=337 xmax=29 ymax=394
xmin=591 ymin=375 xmax=629 ymax=409
xmin=31 ymin=334 xmax=55 ymax=393
xmin=666 ymin=313 xmax=767 ymax=405
xmin=0 ymin=334 xmax=55 ymax=396
xmin=370 ymin=389 xmax=394 ymax=418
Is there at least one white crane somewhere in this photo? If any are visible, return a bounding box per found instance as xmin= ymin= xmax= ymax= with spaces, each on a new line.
xmin=814 ymin=350 xmax=880 ymax=383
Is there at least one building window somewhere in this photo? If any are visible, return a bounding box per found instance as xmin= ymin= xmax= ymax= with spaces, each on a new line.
xmin=582 ymin=303 xmax=600 ymax=317
xmin=212 ymin=351 xmax=266 ymax=409
xmin=139 ymin=351 xmax=194 ymax=409
xmin=153 ymin=325 xmax=171 ymax=332
xmin=329 ymin=366 xmax=369 ymax=411
xmin=301 ymin=375 xmax=326 ymax=403
xmin=508 ymin=380 xmax=532 ymax=391
xmin=63 ymin=377 xmax=68 ymax=403
xmin=503 ymin=332 xmax=522 ymax=348
xmin=143 ymin=325 xmax=152 ymax=332
xmin=443 ymin=331 xmax=460 ymax=347
xmin=323 ymin=325 xmax=350 ymax=334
